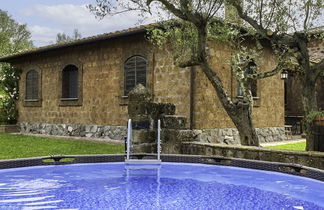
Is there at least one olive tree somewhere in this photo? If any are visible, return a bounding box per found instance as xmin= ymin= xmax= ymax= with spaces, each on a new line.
xmin=89 ymin=0 xmax=291 ymax=146
xmin=226 ymin=0 xmax=324 ymax=150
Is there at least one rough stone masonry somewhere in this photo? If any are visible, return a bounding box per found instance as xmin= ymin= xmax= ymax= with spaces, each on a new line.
xmin=125 ymin=85 xmax=285 ymax=154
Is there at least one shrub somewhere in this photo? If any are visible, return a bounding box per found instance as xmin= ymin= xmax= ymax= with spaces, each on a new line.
xmin=0 ymin=63 xmax=21 ymax=124
xmin=0 ymin=97 xmax=18 ymax=124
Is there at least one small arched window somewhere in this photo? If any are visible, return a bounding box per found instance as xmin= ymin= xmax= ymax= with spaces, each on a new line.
xmin=62 ymin=65 xmax=78 ymax=99
xmin=238 ymin=61 xmax=258 ymax=97
xmin=25 ymin=70 xmax=39 ymax=100
xmin=124 ymin=56 xmax=147 ymax=95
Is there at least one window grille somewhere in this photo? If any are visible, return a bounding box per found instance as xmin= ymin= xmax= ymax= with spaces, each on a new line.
xmin=124 ymin=56 xmax=147 ymax=95
xmin=25 ymin=70 xmax=39 ymax=100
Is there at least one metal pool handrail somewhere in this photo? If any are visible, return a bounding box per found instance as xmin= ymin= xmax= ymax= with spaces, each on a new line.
xmin=125 ymin=119 xmax=162 ymax=164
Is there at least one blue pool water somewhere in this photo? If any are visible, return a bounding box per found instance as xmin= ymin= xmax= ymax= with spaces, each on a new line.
xmin=0 ymin=162 xmax=323 ymax=210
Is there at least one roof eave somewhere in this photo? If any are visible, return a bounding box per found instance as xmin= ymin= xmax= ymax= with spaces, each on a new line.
xmin=0 ymin=28 xmax=147 ymax=63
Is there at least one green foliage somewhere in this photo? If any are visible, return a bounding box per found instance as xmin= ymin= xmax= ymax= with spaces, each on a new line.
xmin=207 ymin=21 xmax=240 ymax=43
xmin=304 ymin=110 xmax=324 ymax=126
xmin=148 ymin=20 xmax=199 ymax=63
xmin=231 ymin=47 xmax=260 ymax=102
xmin=239 ymin=0 xmax=324 ymax=33
xmin=148 ymin=19 xmax=246 ymax=65
xmin=56 ymin=29 xmax=82 ymax=43
xmin=0 ymin=10 xmax=32 ymax=125
xmin=0 ymin=63 xmax=21 ymax=124
xmin=0 ymin=133 xmax=124 ymax=159
xmin=310 ymin=31 xmax=324 ymax=41
xmin=0 ymin=63 xmax=20 ymax=100
xmin=0 ymin=9 xmax=33 ymax=56
xmin=0 ymin=97 xmax=18 ymax=124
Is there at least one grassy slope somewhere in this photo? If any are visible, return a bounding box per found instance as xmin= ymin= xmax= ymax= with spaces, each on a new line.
xmin=0 ymin=133 xmax=124 ymax=159
xmin=266 ymin=142 xmax=306 ymax=151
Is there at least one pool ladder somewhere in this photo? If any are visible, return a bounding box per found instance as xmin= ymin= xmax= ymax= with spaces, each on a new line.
xmin=125 ymin=119 xmax=162 ymax=164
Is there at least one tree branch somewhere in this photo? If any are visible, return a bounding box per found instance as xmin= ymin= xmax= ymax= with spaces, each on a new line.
xmin=247 ymin=63 xmax=282 ymax=80
xmin=147 ymin=0 xmax=188 ymax=21
xmin=175 ymin=59 xmax=201 ymax=68
xmin=247 ymin=57 xmax=295 ymax=80
xmin=226 ymin=0 xmax=269 ymax=38
xmin=226 ymin=0 xmax=296 ymax=48
xmin=303 ymin=0 xmax=311 ymax=31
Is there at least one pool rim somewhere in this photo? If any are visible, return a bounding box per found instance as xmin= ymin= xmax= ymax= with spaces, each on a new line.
xmin=0 ymin=154 xmax=323 ymax=182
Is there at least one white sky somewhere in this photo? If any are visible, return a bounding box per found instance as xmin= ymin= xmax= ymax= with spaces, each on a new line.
xmin=0 ymin=0 xmax=157 ymax=47
xmin=1 ymin=1 xmax=323 ymax=47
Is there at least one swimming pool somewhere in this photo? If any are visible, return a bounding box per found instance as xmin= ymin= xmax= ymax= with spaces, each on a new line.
xmin=0 ymin=162 xmax=323 ymax=209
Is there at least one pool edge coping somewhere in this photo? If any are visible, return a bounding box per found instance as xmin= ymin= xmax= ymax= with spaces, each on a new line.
xmin=0 ymin=154 xmax=323 ymax=182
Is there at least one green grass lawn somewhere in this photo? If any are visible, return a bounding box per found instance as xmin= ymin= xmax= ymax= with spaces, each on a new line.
xmin=0 ymin=133 xmax=124 ymax=159
xmin=266 ymin=142 xmax=306 ymax=151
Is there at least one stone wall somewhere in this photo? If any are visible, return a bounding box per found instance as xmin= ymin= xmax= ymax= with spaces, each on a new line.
xmin=309 ymin=38 xmax=324 ymax=63
xmin=192 ymin=41 xmax=285 ymax=129
xmin=162 ymin=127 xmax=285 ymax=154
xmin=285 ymin=38 xmax=324 ymax=116
xmin=18 ymin=121 xmax=284 ymax=145
xmin=189 ymin=127 xmax=285 ymax=145
xmin=181 ymin=142 xmax=324 ymax=170
xmin=11 ymin=31 xmax=284 ymax=132
xmin=19 ymin=122 xmax=127 ymax=140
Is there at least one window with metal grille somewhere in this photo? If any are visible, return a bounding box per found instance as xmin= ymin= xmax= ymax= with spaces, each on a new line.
xmin=124 ymin=56 xmax=147 ymax=95
xmin=237 ymin=62 xmax=258 ymax=97
xmin=25 ymin=70 xmax=39 ymax=100
xmin=62 ymin=65 xmax=78 ymax=99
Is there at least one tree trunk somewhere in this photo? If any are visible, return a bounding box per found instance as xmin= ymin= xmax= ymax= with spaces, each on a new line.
xmin=194 ymin=24 xmax=260 ymax=147
xmin=232 ymin=103 xmax=260 ymax=146
xmin=294 ymin=33 xmax=319 ymax=151
xmin=301 ymin=75 xmax=318 ymax=151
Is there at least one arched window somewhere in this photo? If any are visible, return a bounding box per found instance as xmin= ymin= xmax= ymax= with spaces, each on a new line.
xmin=25 ymin=70 xmax=39 ymax=100
xmin=124 ymin=56 xmax=147 ymax=95
xmin=237 ymin=61 xmax=258 ymax=97
xmin=62 ymin=65 xmax=78 ymax=99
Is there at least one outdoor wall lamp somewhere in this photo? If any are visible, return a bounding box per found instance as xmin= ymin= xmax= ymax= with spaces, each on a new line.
xmin=280 ymin=70 xmax=288 ymax=80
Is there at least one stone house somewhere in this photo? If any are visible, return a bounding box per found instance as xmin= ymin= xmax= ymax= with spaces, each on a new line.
xmin=285 ymin=32 xmax=324 ymax=134
xmin=0 ymin=24 xmax=286 ymax=144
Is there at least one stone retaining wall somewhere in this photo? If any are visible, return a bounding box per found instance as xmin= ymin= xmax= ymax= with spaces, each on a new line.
xmin=19 ymin=122 xmax=127 ymax=140
xmin=191 ymin=127 xmax=285 ymax=145
xmin=181 ymin=142 xmax=324 ymax=170
xmin=19 ymin=122 xmax=285 ymax=144
xmin=0 ymin=125 xmax=20 ymax=133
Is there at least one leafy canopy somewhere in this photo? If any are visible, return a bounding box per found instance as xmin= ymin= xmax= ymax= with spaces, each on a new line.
xmin=0 ymin=10 xmax=32 ymax=124
xmin=56 ymin=29 xmax=82 ymax=43
xmin=0 ymin=9 xmax=33 ymax=56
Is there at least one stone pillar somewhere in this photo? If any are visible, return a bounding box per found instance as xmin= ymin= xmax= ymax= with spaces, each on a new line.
xmin=128 ymin=84 xmax=156 ymax=153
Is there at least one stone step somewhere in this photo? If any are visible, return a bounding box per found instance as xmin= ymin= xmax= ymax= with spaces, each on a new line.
xmin=154 ymin=103 xmax=176 ymax=115
xmin=132 ymin=143 xmax=157 ymax=153
xmin=132 ymin=130 xmax=156 ymax=144
xmin=161 ymin=115 xmax=186 ymax=129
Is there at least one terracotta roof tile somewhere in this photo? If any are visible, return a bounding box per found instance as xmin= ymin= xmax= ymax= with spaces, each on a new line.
xmin=0 ymin=23 xmax=156 ymax=62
